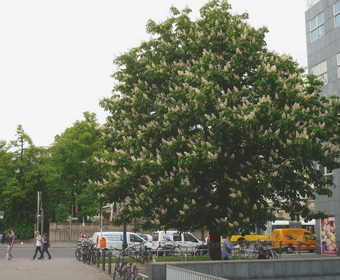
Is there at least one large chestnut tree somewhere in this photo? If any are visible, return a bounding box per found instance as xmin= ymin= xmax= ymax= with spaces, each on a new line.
xmin=96 ymin=0 xmax=340 ymax=258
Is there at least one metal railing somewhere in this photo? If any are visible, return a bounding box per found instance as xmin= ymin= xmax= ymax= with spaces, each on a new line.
xmin=166 ymin=265 xmax=229 ymax=280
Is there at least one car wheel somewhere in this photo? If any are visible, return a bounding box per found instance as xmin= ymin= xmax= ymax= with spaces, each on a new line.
xmin=286 ymin=244 xmax=295 ymax=254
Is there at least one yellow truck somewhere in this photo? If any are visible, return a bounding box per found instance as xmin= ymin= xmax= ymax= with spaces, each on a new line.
xmin=271 ymin=228 xmax=316 ymax=253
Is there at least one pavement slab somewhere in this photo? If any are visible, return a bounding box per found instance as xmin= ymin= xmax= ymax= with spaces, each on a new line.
xmin=0 ymin=257 xmax=112 ymax=280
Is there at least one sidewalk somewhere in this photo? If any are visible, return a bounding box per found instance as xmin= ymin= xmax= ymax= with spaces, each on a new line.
xmin=0 ymin=257 xmax=112 ymax=280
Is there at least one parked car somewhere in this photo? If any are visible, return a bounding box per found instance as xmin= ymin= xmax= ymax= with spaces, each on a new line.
xmin=90 ymin=231 xmax=152 ymax=250
xmin=152 ymin=230 xmax=204 ymax=256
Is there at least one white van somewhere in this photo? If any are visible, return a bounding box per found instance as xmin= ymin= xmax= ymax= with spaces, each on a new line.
xmin=152 ymin=231 xmax=204 ymax=255
xmin=90 ymin=231 xmax=152 ymax=250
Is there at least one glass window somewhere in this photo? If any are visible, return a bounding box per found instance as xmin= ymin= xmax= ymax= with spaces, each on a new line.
xmin=173 ymin=233 xmax=181 ymax=241
xmin=335 ymin=1 xmax=340 ymax=27
xmin=336 ymin=14 xmax=340 ymax=27
xmin=152 ymin=232 xmax=159 ymax=241
xmin=184 ymin=233 xmax=198 ymax=242
xmin=305 ymin=233 xmax=316 ymax=240
xmin=130 ymin=234 xmax=143 ymax=243
xmin=310 ymin=13 xmax=325 ymax=42
xmin=336 ymin=1 xmax=340 ymax=13
xmin=311 ymin=60 xmax=328 ymax=85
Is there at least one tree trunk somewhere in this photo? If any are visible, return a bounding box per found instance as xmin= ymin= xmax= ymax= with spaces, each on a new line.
xmin=209 ymin=228 xmax=222 ymax=260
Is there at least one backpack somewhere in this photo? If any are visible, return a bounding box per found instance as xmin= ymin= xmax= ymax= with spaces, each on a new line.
xmin=41 ymin=236 xmax=45 ymax=245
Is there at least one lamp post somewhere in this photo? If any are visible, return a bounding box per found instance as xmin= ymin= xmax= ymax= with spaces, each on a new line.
xmin=122 ymin=222 xmax=127 ymax=252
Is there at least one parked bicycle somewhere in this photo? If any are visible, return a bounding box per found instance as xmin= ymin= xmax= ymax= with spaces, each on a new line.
xmin=155 ymin=242 xmax=182 ymax=257
xmin=111 ymin=244 xmax=148 ymax=280
xmin=75 ymin=240 xmax=97 ymax=264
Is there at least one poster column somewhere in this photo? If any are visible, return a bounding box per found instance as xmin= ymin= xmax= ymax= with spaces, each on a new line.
xmin=321 ymin=216 xmax=337 ymax=255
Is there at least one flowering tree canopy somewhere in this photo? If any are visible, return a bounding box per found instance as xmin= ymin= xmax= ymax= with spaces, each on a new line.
xmin=96 ymin=0 xmax=340 ymax=236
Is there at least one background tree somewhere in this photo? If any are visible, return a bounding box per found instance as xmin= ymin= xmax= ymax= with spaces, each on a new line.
xmin=0 ymin=126 xmax=57 ymax=238
xmin=97 ymin=0 xmax=340 ymax=259
xmin=50 ymin=112 xmax=103 ymax=221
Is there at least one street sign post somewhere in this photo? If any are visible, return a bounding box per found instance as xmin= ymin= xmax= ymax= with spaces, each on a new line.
xmin=0 ymin=211 xmax=4 ymax=219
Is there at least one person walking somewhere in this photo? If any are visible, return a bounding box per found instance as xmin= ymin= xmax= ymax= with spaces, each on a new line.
xmin=221 ymin=234 xmax=239 ymax=260
xmin=1 ymin=231 xmax=6 ymax=245
xmin=41 ymin=232 xmax=52 ymax=260
xmin=5 ymin=232 xmax=14 ymax=260
xmin=31 ymin=231 xmax=43 ymax=260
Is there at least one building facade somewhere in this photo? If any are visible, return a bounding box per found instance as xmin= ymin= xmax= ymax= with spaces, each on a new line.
xmin=305 ymin=0 xmax=340 ymax=255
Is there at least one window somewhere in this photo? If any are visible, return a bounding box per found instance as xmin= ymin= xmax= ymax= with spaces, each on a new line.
xmin=304 ymin=233 xmax=316 ymax=240
xmin=335 ymin=1 xmax=340 ymax=27
xmin=183 ymin=233 xmax=198 ymax=242
xmin=173 ymin=233 xmax=181 ymax=241
xmin=337 ymin=53 xmax=340 ymax=78
xmin=152 ymin=232 xmax=159 ymax=242
xmin=311 ymin=60 xmax=328 ymax=84
xmin=310 ymin=13 xmax=325 ymax=42
xmin=318 ymin=164 xmax=333 ymax=182
xmin=130 ymin=234 xmax=143 ymax=243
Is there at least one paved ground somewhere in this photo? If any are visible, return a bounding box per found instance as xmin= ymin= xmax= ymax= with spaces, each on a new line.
xmin=1 ymin=242 xmax=338 ymax=279
xmin=0 ymin=257 xmax=112 ymax=280
xmin=0 ymin=242 xmax=148 ymax=279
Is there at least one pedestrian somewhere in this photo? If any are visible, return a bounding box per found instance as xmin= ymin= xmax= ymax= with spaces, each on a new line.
xmin=80 ymin=231 xmax=87 ymax=241
xmin=1 ymin=231 xmax=6 ymax=245
xmin=205 ymin=232 xmax=210 ymax=246
xmin=41 ymin=232 xmax=52 ymax=260
xmin=221 ymin=234 xmax=239 ymax=260
xmin=6 ymin=232 xmax=14 ymax=260
xmin=11 ymin=229 xmax=15 ymax=240
xmin=31 ymin=231 xmax=43 ymax=260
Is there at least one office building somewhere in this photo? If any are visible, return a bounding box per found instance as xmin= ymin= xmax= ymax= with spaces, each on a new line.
xmin=305 ymin=0 xmax=340 ymax=255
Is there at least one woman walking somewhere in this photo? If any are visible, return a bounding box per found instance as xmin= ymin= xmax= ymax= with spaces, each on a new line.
xmin=41 ymin=232 xmax=52 ymax=259
xmin=31 ymin=231 xmax=43 ymax=260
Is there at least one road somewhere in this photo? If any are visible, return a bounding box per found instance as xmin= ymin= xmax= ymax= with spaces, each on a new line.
xmin=0 ymin=242 xmax=112 ymax=280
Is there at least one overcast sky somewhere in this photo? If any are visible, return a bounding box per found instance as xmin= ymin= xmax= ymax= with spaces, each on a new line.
xmin=0 ymin=0 xmax=308 ymax=147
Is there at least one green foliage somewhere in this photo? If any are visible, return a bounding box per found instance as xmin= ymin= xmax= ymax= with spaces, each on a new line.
xmin=54 ymin=203 xmax=71 ymax=223
xmin=50 ymin=111 xmax=103 ymax=220
xmin=97 ymin=0 xmax=340 ymax=236
xmin=13 ymin=222 xmax=35 ymax=239
xmin=0 ymin=112 xmax=103 ymax=238
xmin=0 ymin=126 xmax=57 ymax=238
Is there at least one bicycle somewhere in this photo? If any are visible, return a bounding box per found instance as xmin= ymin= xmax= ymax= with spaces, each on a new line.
xmin=118 ymin=258 xmax=142 ymax=280
xmin=75 ymin=240 xmax=88 ymax=261
xmin=155 ymin=242 xmax=182 ymax=257
xmin=82 ymin=242 xmax=97 ymax=264
xmin=112 ymin=249 xmax=127 ymax=280
xmin=254 ymin=241 xmax=278 ymax=259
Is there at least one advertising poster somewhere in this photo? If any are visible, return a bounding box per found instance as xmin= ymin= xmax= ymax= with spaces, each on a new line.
xmin=321 ymin=216 xmax=337 ymax=255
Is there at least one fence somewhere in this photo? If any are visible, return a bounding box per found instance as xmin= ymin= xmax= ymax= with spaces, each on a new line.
xmin=166 ymin=265 xmax=228 ymax=280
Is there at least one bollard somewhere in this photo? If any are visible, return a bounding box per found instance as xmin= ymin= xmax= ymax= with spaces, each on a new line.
xmin=102 ymin=250 xmax=106 ymax=271
xmin=279 ymin=242 xmax=282 ymax=258
xmin=96 ymin=248 xmax=100 ymax=268
xmin=298 ymin=241 xmax=301 ymax=255
xmin=108 ymin=251 xmax=112 ymax=274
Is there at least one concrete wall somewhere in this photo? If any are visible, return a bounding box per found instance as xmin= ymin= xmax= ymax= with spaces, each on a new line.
xmin=149 ymin=258 xmax=340 ymax=280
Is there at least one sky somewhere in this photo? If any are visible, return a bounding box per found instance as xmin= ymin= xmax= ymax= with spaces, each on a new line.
xmin=0 ymin=0 xmax=308 ymax=147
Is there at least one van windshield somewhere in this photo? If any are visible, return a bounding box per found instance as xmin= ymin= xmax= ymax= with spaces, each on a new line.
xmin=130 ymin=234 xmax=144 ymax=243
xmin=304 ymin=233 xmax=316 ymax=240
xmin=184 ymin=233 xmax=198 ymax=242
